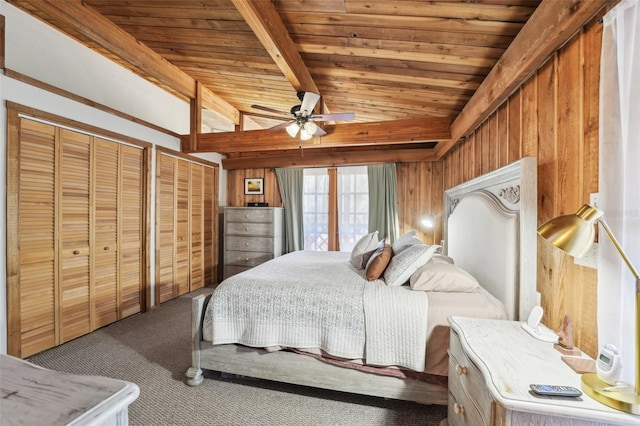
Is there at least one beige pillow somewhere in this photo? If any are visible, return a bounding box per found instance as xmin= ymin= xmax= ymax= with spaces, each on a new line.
xmin=430 ymin=253 xmax=454 ymax=264
xmin=410 ymin=260 xmax=480 ymax=292
xmin=350 ymin=231 xmax=379 ymax=269
xmin=365 ymin=242 xmax=393 ymax=280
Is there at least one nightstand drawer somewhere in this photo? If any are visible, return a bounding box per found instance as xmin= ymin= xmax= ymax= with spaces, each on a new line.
xmin=225 ymin=235 xmax=275 ymax=252
xmin=224 ymin=250 xmax=274 ymax=267
xmin=448 ymin=389 xmax=486 ymax=426
xmin=225 ymin=222 xmax=276 ymax=237
xmin=225 ymin=208 xmax=274 ymax=223
xmin=449 ymin=330 xmax=492 ymax=425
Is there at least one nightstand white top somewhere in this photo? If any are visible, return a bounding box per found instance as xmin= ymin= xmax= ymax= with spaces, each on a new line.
xmin=449 ymin=316 xmax=640 ymax=425
xmin=1 ymin=354 xmax=139 ymax=425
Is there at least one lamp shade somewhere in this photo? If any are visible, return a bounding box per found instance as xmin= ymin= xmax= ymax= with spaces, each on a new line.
xmin=537 ymin=204 xmax=603 ymax=258
xmin=303 ymin=121 xmax=318 ymax=135
xmin=286 ymin=122 xmax=299 ymax=138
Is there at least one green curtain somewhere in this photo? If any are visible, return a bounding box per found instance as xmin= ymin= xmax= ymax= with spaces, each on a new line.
xmin=275 ymin=168 xmax=304 ymax=252
xmin=367 ymin=163 xmax=399 ymax=243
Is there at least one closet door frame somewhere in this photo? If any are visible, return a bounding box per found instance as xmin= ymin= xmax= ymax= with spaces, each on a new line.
xmin=6 ymin=103 xmax=152 ymax=357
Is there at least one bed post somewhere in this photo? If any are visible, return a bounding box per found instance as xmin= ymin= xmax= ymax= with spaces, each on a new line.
xmin=185 ymin=294 xmax=207 ymax=386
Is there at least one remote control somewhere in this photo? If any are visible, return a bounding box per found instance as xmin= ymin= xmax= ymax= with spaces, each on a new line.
xmin=530 ymin=384 xmax=582 ymax=397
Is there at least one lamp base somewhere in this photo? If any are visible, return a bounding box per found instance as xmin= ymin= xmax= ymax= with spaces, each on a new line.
xmin=581 ymin=373 xmax=640 ymax=415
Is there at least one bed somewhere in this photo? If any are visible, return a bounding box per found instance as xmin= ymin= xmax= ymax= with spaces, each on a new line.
xmin=185 ymin=157 xmax=538 ymax=405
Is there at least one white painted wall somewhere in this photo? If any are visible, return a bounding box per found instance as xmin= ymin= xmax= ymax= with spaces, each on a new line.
xmin=0 ymin=1 xmax=226 ymax=354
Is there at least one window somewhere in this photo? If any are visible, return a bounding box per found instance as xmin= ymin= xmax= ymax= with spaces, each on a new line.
xmin=303 ymin=166 xmax=368 ymax=251
xmin=303 ymin=168 xmax=329 ymax=251
xmin=337 ymin=166 xmax=369 ymax=252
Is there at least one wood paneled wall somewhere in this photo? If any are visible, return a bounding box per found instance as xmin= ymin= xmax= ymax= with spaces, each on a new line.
xmin=226 ymin=168 xmax=282 ymax=207
xmin=443 ymin=16 xmax=603 ymax=357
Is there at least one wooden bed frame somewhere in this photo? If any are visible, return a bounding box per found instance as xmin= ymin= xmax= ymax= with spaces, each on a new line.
xmin=185 ymin=157 xmax=538 ymax=405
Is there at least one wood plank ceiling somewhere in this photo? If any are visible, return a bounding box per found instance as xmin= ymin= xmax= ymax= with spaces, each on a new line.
xmin=8 ymin=0 xmax=606 ymax=168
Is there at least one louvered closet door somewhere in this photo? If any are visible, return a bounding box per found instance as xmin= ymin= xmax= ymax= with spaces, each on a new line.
xmin=18 ymin=119 xmax=57 ymax=357
xmin=190 ymin=164 xmax=204 ymax=291
xmin=120 ymin=145 xmax=143 ymax=317
xmin=176 ymin=160 xmax=191 ymax=296
xmin=93 ymin=138 xmax=119 ymax=328
xmin=59 ymin=129 xmax=91 ymax=343
xmin=203 ymin=166 xmax=216 ymax=285
xmin=157 ymin=154 xmax=176 ymax=303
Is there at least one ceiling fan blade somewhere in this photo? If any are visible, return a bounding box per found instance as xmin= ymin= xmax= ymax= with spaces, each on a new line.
xmin=251 ymin=104 xmax=291 ymax=116
xmin=310 ymin=112 xmax=355 ymax=122
xmin=299 ymin=92 xmax=320 ymax=117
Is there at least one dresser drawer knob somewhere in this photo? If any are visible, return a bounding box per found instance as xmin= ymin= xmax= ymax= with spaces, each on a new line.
xmin=454 ymin=402 xmax=464 ymax=414
xmin=245 ymin=257 xmax=250 ymax=262
xmin=245 ymin=242 xmax=250 ymax=246
xmin=245 ymin=214 xmax=250 ymax=218
xmin=245 ymin=227 xmax=250 ymax=231
xmin=456 ymin=364 xmax=468 ymax=375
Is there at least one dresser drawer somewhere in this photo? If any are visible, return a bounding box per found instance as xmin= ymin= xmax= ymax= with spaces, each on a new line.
xmin=225 ymin=208 xmax=274 ymax=223
xmin=224 ymin=250 xmax=274 ymax=267
xmin=225 ymin=235 xmax=274 ymax=252
xmin=448 ymin=330 xmax=493 ymax=425
xmin=225 ymin=222 xmax=277 ymax=237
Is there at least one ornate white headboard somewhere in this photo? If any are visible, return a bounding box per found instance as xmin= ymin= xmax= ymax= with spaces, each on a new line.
xmin=444 ymin=158 xmax=538 ymax=321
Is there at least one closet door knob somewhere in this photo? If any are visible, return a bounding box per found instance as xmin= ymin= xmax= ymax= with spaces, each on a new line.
xmin=73 ymin=250 xmax=80 ymax=255
xmin=454 ymin=402 xmax=464 ymax=414
xmin=456 ymin=364 xmax=467 ymax=375
xmin=104 ymin=246 xmax=110 ymax=251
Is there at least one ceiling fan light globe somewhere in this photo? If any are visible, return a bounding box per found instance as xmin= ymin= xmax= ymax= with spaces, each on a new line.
xmin=300 ymin=128 xmax=313 ymax=140
xmin=303 ymin=121 xmax=318 ymax=135
xmin=285 ymin=122 xmax=300 ymax=137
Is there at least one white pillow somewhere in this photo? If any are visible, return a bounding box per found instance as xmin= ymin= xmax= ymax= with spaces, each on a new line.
xmin=410 ymin=260 xmax=480 ymax=292
xmin=383 ymin=244 xmax=438 ymax=287
xmin=350 ymin=231 xmax=379 ymax=269
xmin=392 ymin=230 xmax=422 ymax=254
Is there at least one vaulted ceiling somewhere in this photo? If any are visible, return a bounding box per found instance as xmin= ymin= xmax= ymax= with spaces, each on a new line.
xmin=8 ymin=0 xmax=606 ymax=168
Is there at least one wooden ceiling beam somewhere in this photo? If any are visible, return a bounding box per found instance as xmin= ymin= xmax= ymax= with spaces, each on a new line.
xmin=222 ymin=147 xmax=439 ymax=170
xmin=27 ymin=0 xmax=239 ymax=124
xmin=184 ymin=117 xmax=451 ymax=154
xmin=436 ymin=0 xmax=608 ymax=158
xmin=231 ymin=0 xmax=318 ymax=94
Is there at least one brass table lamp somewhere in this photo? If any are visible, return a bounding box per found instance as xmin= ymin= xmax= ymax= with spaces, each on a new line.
xmin=538 ymin=204 xmax=640 ymax=414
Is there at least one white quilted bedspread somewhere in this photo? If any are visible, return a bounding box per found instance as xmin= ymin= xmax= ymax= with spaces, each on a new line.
xmin=204 ymin=251 xmax=428 ymax=371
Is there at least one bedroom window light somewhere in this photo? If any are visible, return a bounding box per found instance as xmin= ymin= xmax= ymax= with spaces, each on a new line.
xmin=303 ymin=166 xmax=369 ymax=251
xmin=338 ymin=166 xmax=369 ymax=252
xmin=303 ymin=168 xmax=329 ymax=251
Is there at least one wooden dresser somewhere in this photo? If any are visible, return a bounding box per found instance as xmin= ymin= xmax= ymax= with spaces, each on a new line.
xmin=447 ymin=316 xmax=640 ymax=426
xmin=223 ymin=207 xmax=284 ymax=279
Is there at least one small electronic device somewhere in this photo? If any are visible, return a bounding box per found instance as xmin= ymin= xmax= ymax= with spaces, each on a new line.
xmin=596 ymin=344 xmax=622 ymax=385
xmin=530 ymin=384 xmax=583 ymax=397
xmin=521 ymin=306 xmax=558 ymax=343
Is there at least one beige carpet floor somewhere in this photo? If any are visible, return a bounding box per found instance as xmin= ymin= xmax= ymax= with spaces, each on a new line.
xmin=27 ymin=287 xmax=448 ymax=426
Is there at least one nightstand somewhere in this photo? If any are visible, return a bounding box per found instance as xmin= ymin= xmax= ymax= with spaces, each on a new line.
xmin=447 ymin=316 xmax=640 ymax=425
xmin=1 ymin=354 xmax=139 ymax=425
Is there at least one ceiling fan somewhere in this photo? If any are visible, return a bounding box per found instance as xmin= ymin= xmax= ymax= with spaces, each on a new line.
xmin=251 ymin=92 xmax=355 ymax=140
